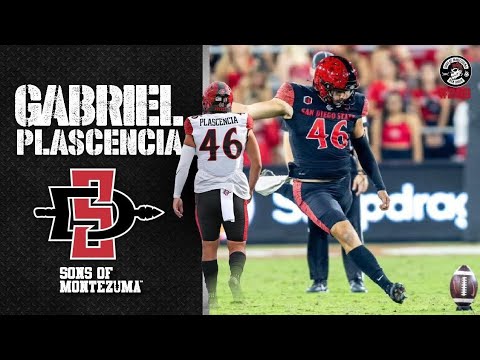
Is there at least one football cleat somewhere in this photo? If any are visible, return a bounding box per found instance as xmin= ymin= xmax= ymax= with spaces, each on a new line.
xmin=388 ymin=283 xmax=407 ymax=304
xmin=306 ymin=280 xmax=329 ymax=293
xmin=228 ymin=276 xmax=244 ymax=303
xmin=255 ymin=169 xmax=290 ymax=196
xmin=350 ymin=279 xmax=368 ymax=293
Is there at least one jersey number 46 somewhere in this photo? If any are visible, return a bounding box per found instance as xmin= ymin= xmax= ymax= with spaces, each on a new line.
xmin=306 ymin=118 xmax=348 ymax=150
xmin=199 ymin=128 xmax=243 ymax=161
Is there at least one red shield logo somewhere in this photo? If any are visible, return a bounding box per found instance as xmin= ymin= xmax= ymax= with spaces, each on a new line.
xmin=34 ymin=168 xmax=164 ymax=260
xmin=303 ymin=96 xmax=313 ymax=105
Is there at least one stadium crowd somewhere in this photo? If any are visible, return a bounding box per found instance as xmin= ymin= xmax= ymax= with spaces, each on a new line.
xmin=210 ymin=45 xmax=479 ymax=166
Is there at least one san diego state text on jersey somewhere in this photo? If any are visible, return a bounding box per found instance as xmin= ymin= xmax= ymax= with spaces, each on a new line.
xmin=276 ymin=82 xmax=368 ymax=179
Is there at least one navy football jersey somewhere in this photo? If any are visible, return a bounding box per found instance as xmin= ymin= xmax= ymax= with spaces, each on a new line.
xmin=276 ymin=82 xmax=368 ymax=179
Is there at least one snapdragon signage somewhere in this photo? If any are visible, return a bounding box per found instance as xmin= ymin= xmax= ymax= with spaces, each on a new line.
xmin=247 ymin=162 xmax=466 ymax=243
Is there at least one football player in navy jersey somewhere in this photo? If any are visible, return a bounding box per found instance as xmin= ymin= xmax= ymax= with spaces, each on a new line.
xmin=282 ymin=51 xmax=369 ymax=294
xmin=234 ymin=55 xmax=407 ymax=304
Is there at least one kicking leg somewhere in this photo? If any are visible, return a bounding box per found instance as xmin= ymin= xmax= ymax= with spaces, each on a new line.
xmin=331 ymin=220 xmax=406 ymax=304
xmin=292 ymin=180 xmax=406 ymax=304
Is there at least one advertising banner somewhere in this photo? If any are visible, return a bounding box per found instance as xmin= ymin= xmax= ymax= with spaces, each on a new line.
xmin=247 ymin=162 xmax=466 ymax=243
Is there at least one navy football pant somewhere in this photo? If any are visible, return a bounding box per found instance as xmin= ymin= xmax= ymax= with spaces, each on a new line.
xmin=276 ymin=176 xmax=363 ymax=282
xmin=292 ymin=176 xmax=352 ymax=232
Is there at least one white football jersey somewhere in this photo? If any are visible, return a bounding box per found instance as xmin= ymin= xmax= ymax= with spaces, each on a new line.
xmin=184 ymin=112 xmax=253 ymax=199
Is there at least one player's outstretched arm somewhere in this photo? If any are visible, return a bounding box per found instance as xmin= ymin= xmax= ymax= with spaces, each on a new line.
xmin=245 ymin=130 xmax=262 ymax=202
xmin=351 ymin=118 xmax=390 ymax=211
xmin=233 ymin=82 xmax=294 ymax=120
xmin=173 ymin=135 xmax=196 ymax=218
xmin=232 ymin=98 xmax=293 ymax=120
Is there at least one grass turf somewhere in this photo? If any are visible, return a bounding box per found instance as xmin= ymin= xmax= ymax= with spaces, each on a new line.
xmin=210 ymin=252 xmax=480 ymax=315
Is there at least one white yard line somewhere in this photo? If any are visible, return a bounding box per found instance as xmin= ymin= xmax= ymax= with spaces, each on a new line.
xmin=218 ymin=244 xmax=480 ymax=259
xmin=220 ymin=247 xmax=307 ymax=259
xmin=383 ymin=246 xmax=480 ymax=256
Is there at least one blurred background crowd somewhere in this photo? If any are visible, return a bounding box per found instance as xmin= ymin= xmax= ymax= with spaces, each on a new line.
xmin=210 ymin=45 xmax=480 ymax=167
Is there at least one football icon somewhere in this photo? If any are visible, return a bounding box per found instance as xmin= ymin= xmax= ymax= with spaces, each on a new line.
xmin=450 ymin=265 xmax=478 ymax=310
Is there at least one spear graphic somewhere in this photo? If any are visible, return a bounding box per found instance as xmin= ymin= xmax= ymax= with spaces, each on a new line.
xmin=34 ymin=188 xmax=164 ymax=241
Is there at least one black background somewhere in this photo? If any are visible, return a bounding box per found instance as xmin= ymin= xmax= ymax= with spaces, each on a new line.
xmin=0 ymin=45 xmax=202 ymax=314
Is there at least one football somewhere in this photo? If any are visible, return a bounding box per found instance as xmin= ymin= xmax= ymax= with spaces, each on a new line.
xmin=450 ymin=265 xmax=478 ymax=308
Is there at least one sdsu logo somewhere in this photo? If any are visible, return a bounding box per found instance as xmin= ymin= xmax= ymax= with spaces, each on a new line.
xmin=34 ymin=169 xmax=164 ymax=260
xmin=440 ymin=56 xmax=472 ymax=88
xmin=303 ymin=96 xmax=313 ymax=105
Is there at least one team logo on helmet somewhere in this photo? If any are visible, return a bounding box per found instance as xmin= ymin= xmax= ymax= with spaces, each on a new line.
xmin=313 ymin=55 xmax=359 ymax=107
xmin=440 ymin=55 xmax=472 ymax=88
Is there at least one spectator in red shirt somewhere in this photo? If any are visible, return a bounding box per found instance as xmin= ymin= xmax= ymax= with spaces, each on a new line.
xmin=371 ymin=91 xmax=423 ymax=163
xmin=367 ymin=57 xmax=407 ymax=120
xmin=453 ymin=101 xmax=469 ymax=160
xmin=411 ymin=62 xmax=454 ymax=159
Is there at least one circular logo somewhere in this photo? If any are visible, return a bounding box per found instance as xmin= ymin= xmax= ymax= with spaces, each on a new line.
xmin=440 ymin=55 xmax=472 ymax=88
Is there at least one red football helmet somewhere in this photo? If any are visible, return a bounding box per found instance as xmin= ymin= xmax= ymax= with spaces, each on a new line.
xmin=202 ymin=81 xmax=233 ymax=113
xmin=313 ymin=55 xmax=359 ymax=106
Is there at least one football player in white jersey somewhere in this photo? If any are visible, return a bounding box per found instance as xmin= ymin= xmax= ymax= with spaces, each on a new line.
xmin=173 ymin=81 xmax=262 ymax=307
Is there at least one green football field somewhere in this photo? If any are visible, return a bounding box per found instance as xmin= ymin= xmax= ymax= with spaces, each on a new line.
xmin=210 ymin=244 xmax=480 ymax=315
